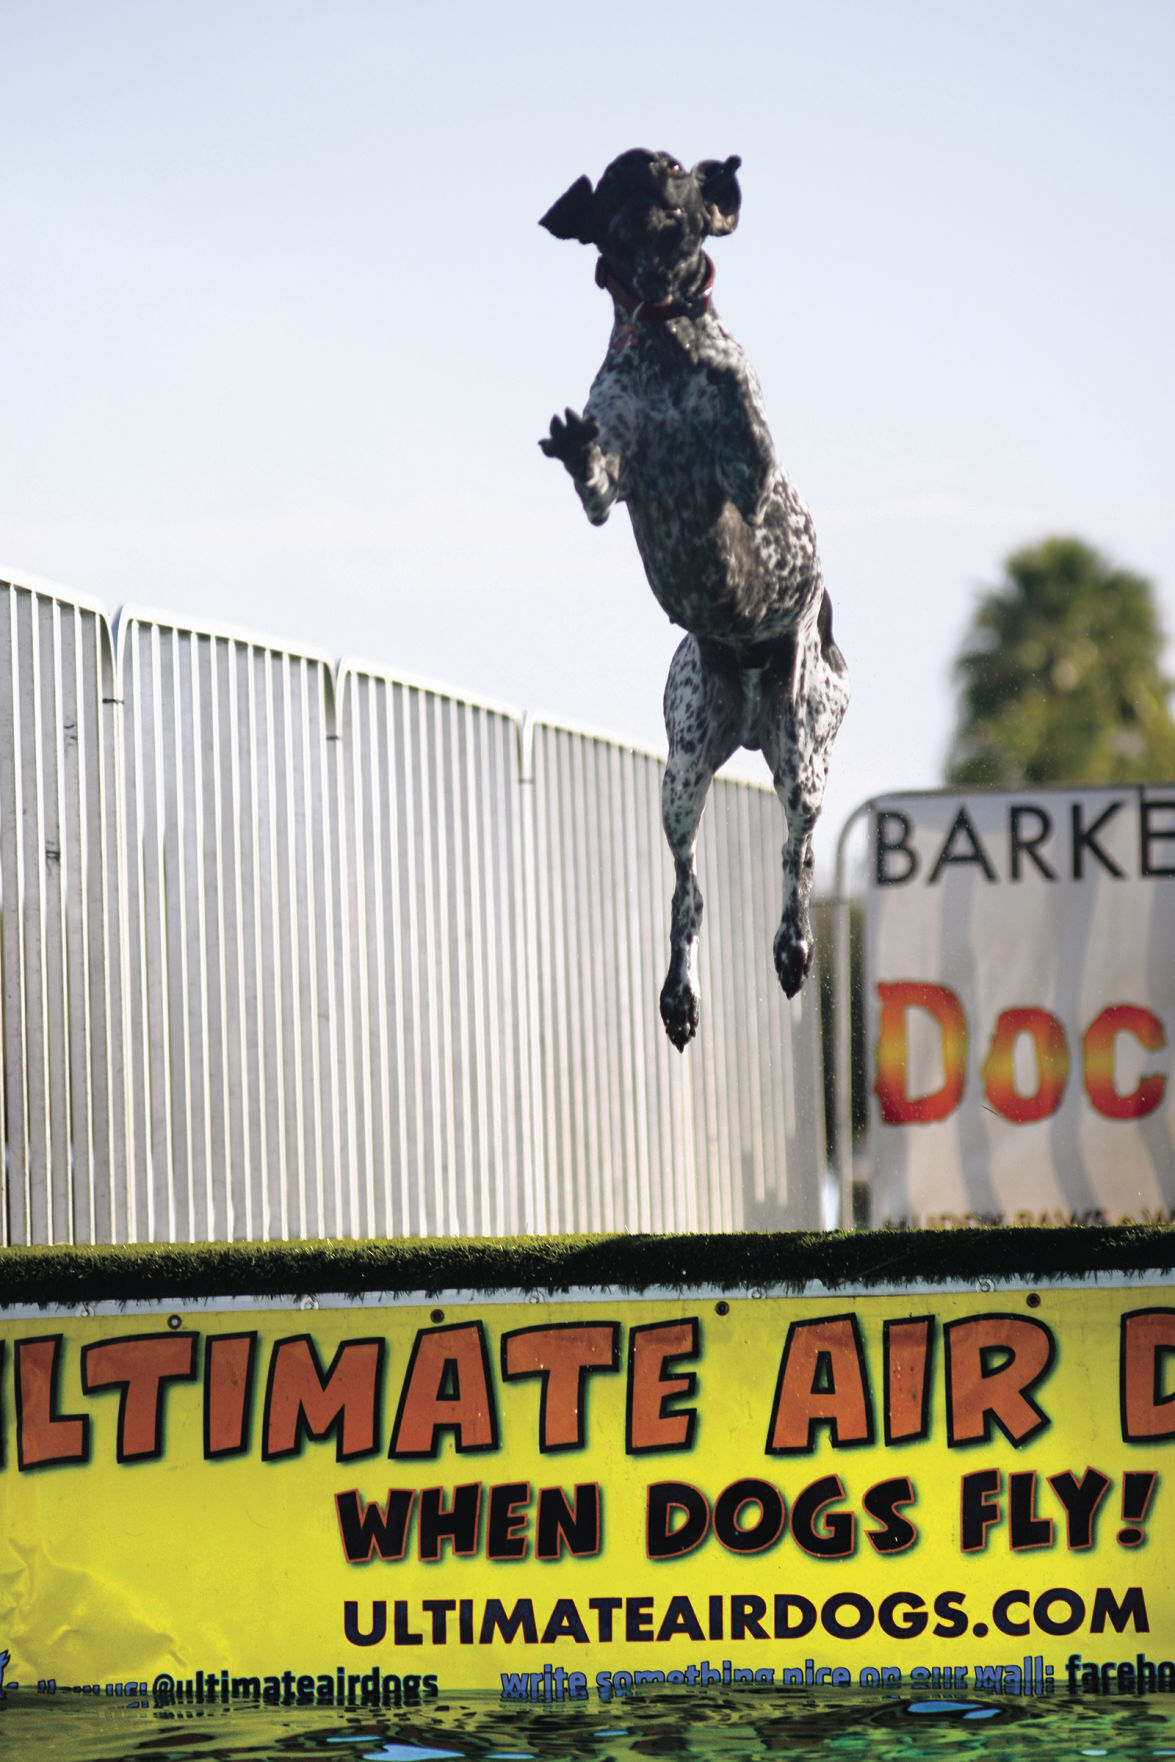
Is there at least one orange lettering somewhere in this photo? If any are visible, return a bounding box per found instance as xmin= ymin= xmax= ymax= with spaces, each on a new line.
xmin=501 ymin=1323 xmax=619 ymax=1450
xmin=82 ymin=1332 xmax=197 ymax=1460
xmin=874 ymin=982 xmax=967 ymax=1123
xmin=626 ymin=1321 xmax=699 ymax=1453
xmin=1084 ymin=1005 xmax=1167 ymax=1120
xmin=766 ymin=1315 xmax=874 ymax=1453
xmin=982 ymin=1007 xmax=1069 ymax=1123
xmin=264 ymin=1335 xmax=384 ymax=1461
xmin=15 ymin=1336 xmax=89 ymax=1470
xmin=883 ymin=1316 xmax=933 ymax=1444
xmin=204 ymin=1333 xmax=257 ymax=1457
xmin=391 ymin=1324 xmax=498 ymax=1458
xmin=1120 ymin=1309 xmax=1175 ymax=1440
xmin=945 ymin=1315 xmax=1054 ymax=1446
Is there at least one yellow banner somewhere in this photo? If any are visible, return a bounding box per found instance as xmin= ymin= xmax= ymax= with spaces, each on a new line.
xmin=2 ymin=1284 xmax=1174 ymax=1706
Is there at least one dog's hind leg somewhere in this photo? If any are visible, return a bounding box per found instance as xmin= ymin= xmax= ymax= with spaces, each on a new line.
xmin=759 ymin=600 xmax=849 ymax=999
xmin=659 ymin=638 xmax=743 ymax=1051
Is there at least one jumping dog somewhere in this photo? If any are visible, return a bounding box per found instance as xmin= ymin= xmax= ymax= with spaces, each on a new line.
xmin=540 ymin=149 xmax=848 ymax=1050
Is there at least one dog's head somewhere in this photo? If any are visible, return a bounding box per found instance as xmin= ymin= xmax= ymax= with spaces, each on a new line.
xmin=540 ymin=150 xmax=741 ymax=306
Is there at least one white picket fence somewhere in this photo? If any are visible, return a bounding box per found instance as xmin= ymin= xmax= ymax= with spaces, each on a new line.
xmin=0 ymin=570 xmax=826 ymax=1244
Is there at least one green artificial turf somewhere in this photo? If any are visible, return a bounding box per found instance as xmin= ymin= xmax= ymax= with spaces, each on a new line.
xmin=1 ymin=1224 xmax=1174 ymax=1309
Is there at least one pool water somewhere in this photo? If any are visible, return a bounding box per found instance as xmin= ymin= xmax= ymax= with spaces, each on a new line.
xmin=4 ymin=1688 xmax=1175 ymax=1761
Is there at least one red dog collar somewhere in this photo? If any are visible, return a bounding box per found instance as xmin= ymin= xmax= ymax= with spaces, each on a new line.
xmin=595 ymin=253 xmax=715 ymax=324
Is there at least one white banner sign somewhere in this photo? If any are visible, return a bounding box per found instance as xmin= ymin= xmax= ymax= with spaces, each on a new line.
xmin=866 ymin=788 xmax=1175 ymax=1229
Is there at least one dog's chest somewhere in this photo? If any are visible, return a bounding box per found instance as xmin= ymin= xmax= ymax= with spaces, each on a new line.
xmin=587 ymin=329 xmax=750 ymax=498
xmin=582 ymin=316 xmax=821 ymax=642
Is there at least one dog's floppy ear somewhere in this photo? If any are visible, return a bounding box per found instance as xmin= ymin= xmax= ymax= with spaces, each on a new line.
xmin=694 ymin=155 xmax=742 ymax=237
xmin=539 ymin=175 xmax=597 ymax=244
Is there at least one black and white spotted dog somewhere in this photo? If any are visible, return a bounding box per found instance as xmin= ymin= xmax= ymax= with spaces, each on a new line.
xmin=540 ymin=149 xmax=848 ymax=1052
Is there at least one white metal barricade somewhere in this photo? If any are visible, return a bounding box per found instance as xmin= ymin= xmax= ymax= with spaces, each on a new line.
xmin=0 ymin=571 xmax=826 ymax=1243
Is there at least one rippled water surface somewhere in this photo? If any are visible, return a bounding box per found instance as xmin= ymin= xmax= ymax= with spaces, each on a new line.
xmin=4 ymin=1689 xmax=1175 ymax=1762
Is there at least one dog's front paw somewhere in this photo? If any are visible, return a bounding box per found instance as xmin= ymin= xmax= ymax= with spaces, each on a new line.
xmin=539 ymin=408 xmax=601 ymax=479
xmin=660 ymin=975 xmax=700 ymax=1052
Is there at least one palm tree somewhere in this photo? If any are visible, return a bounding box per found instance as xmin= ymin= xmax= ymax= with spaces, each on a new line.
xmin=946 ymin=537 xmax=1175 ymax=787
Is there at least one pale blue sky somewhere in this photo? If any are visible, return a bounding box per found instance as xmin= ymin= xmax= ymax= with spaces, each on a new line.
xmin=2 ymin=0 xmax=1172 ymax=866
